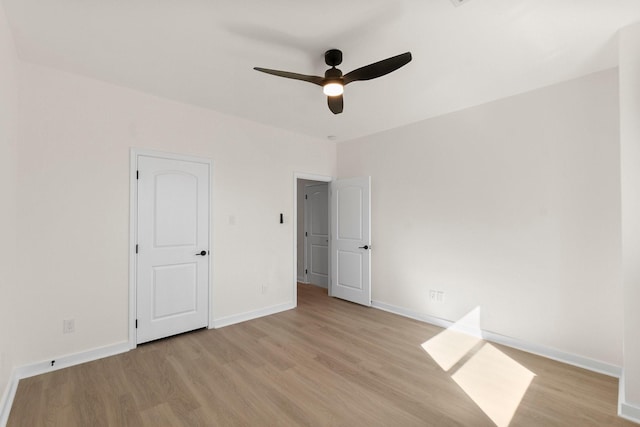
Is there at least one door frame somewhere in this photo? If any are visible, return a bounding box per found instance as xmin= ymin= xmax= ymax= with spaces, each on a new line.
xmin=129 ymin=148 xmax=213 ymax=349
xmin=293 ymin=173 xmax=332 ymax=304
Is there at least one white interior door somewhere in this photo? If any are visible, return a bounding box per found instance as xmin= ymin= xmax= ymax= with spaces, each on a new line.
xmin=305 ymin=183 xmax=329 ymax=287
xmin=331 ymin=177 xmax=371 ymax=306
xmin=136 ymin=155 xmax=210 ymax=344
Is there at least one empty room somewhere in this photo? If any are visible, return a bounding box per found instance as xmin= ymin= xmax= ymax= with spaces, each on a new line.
xmin=2 ymin=0 xmax=640 ymax=425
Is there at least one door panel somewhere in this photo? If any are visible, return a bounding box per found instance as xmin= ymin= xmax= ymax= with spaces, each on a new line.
xmin=331 ymin=177 xmax=371 ymax=306
xmin=337 ymin=186 xmax=363 ymax=240
xmin=337 ymin=250 xmax=363 ymax=289
xmin=305 ymin=184 xmax=329 ymax=287
xmin=152 ymin=263 xmax=197 ymax=318
xmin=154 ymin=173 xmax=198 ymax=247
xmin=137 ymin=155 xmax=210 ymax=344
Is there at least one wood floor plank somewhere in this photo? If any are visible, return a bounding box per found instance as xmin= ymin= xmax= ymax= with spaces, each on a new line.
xmin=7 ymin=283 xmax=637 ymax=426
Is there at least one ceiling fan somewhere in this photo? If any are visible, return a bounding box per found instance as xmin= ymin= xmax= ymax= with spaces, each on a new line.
xmin=254 ymin=49 xmax=412 ymax=114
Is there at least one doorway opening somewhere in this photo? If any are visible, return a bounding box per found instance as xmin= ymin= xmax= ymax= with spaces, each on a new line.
xmin=293 ymin=173 xmax=372 ymax=307
xmin=293 ymin=173 xmax=332 ymax=304
xmin=298 ymin=180 xmax=329 ymax=287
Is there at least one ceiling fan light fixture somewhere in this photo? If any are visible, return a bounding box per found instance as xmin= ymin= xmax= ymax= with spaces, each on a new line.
xmin=323 ymin=82 xmax=344 ymax=96
xmin=254 ymin=49 xmax=412 ymax=113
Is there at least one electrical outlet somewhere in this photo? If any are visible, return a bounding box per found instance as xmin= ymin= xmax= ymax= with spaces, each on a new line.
xmin=63 ymin=319 xmax=75 ymax=334
xmin=429 ymin=290 xmax=445 ymax=304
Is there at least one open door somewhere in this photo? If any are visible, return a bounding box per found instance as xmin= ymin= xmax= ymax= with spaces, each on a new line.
xmin=305 ymin=183 xmax=329 ymax=287
xmin=330 ymin=176 xmax=371 ymax=306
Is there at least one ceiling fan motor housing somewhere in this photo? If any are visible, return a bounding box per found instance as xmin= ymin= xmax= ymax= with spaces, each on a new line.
xmin=325 ymin=49 xmax=343 ymax=67
xmin=325 ymin=67 xmax=343 ymax=80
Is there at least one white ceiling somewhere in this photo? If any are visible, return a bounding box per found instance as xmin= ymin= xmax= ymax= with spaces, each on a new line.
xmin=3 ymin=0 xmax=640 ymax=141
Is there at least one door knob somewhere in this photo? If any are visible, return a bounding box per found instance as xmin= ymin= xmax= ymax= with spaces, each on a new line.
xmin=195 ymin=250 xmax=208 ymax=256
xmin=358 ymin=245 xmax=370 ymax=250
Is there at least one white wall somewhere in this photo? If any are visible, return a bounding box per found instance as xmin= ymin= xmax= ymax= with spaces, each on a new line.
xmin=11 ymin=61 xmax=336 ymax=367
xmin=338 ymin=69 xmax=623 ymax=366
xmin=0 ymin=0 xmax=19 ymax=403
xmin=619 ymin=23 xmax=640 ymax=414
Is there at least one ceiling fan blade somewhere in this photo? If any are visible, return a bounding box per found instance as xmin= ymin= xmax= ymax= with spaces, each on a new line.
xmin=343 ymin=52 xmax=412 ymax=85
xmin=253 ymin=67 xmax=324 ymax=86
xmin=327 ymin=95 xmax=343 ymax=114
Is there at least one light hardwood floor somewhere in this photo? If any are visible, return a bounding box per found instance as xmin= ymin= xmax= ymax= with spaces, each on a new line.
xmin=8 ymin=283 xmax=637 ymax=426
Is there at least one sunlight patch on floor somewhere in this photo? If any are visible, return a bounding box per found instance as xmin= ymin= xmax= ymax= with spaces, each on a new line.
xmin=421 ymin=328 xmax=481 ymax=371
xmin=452 ymin=343 xmax=535 ymax=427
xmin=421 ymin=307 xmax=536 ymax=427
xmin=421 ymin=307 xmax=482 ymax=371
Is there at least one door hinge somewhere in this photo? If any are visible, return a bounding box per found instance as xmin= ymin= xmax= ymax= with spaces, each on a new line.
xmin=305 ymin=269 xmax=308 ymax=274
xmin=135 ymin=244 xmax=138 ymax=254
xmin=305 ymin=232 xmax=308 ymax=237
xmin=136 ymin=170 xmax=139 ymax=180
xmin=135 ymin=319 xmax=138 ymax=329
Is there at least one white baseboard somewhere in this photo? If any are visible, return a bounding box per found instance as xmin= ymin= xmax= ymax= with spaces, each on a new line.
xmin=482 ymin=329 xmax=621 ymax=378
xmin=371 ymin=300 xmax=622 ymax=378
xmin=373 ymin=300 xmax=453 ymax=329
xmin=0 ymin=373 xmax=18 ymax=427
xmin=298 ymin=280 xmax=328 ymax=289
xmin=13 ymin=342 xmax=130 ymax=380
xmin=619 ymin=402 xmax=640 ymax=423
xmin=0 ymin=341 xmax=129 ymax=426
xmin=619 ymin=374 xmax=640 ymax=424
xmin=211 ymin=302 xmax=295 ymax=329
